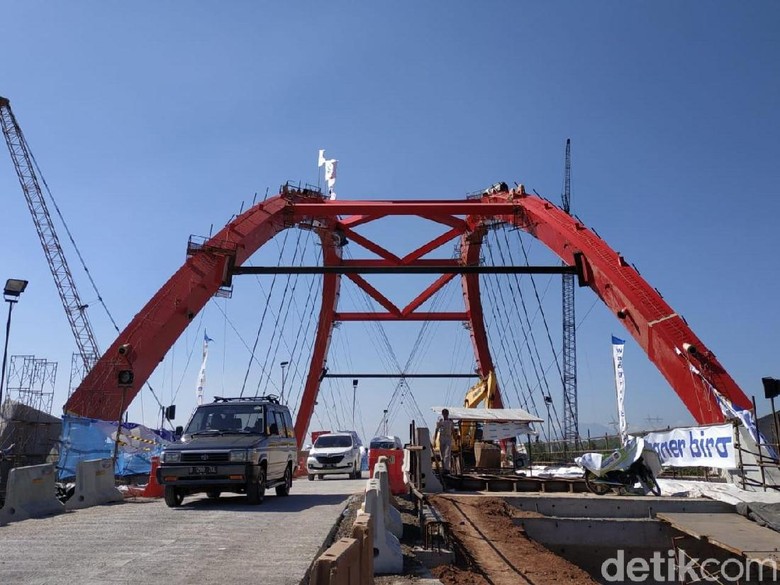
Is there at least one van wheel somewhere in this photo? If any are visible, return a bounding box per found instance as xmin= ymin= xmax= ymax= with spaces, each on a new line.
xmin=164 ymin=486 xmax=184 ymax=508
xmin=247 ymin=467 xmax=266 ymax=505
xmin=308 ymin=474 xmax=314 ymax=481
xmin=276 ymin=466 xmax=292 ymax=496
xmin=206 ymin=490 xmax=221 ymax=499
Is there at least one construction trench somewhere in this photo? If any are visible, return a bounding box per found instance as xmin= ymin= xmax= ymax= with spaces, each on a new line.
xmin=401 ymin=490 xmax=779 ymax=585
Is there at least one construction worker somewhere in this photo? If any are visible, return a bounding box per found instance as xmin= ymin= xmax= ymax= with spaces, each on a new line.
xmin=434 ymin=408 xmax=455 ymax=474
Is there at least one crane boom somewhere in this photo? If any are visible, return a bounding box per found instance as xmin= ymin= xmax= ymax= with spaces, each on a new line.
xmin=0 ymin=96 xmax=100 ymax=371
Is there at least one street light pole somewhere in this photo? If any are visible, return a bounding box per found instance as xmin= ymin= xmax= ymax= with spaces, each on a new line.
xmin=352 ymin=379 xmax=358 ymax=429
xmin=280 ymin=361 xmax=289 ymax=403
xmin=0 ymin=279 xmax=28 ymax=408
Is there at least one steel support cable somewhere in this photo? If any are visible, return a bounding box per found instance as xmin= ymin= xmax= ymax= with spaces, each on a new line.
xmin=481 ymin=262 xmax=529 ymax=411
xmin=482 ymin=238 xmax=542 ymax=414
xmin=493 ymin=234 xmax=565 ymax=438
xmin=515 ymin=233 xmax=565 ymax=382
xmin=239 ymin=229 xmax=290 ymax=397
xmin=284 ymin=239 xmax=322 ymax=410
xmin=489 ymin=239 xmax=564 ymax=442
xmin=253 ymin=226 xmax=309 ymax=396
xmin=27 ymin=139 xmax=121 ymax=336
xmin=512 ymin=234 xmax=568 ymax=439
xmin=443 ymin=330 xmax=470 ymax=406
xmin=253 ymin=228 xmax=307 ymax=395
xmin=210 ymin=298 xmax=280 ymax=378
xmin=289 ymin=269 xmax=323 ymax=417
xmin=170 ymin=310 xmax=207 ymax=403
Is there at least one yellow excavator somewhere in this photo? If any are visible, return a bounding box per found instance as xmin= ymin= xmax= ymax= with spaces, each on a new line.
xmin=457 ymin=370 xmax=500 ymax=466
xmin=435 ymin=371 xmax=499 ymax=469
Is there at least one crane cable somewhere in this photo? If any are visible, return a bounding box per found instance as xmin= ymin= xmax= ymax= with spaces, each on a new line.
xmin=27 ymin=142 xmax=120 ymax=335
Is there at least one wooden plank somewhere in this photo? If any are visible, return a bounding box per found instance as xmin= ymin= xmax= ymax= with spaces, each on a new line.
xmin=657 ymin=512 xmax=780 ymax=566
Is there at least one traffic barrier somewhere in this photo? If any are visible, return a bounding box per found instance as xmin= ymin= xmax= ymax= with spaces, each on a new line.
xmin=362 ymin=478 xmax=402 ymax=574
xmin=351 ymin=511 xmax=374 ymax=584
xmin=0 ymin=463 xmax=64 ymax=524
xmin=310 ymin=537 xmax=361 ymax=585
xmin=66 ymin=458 xmax=123 ymax=510
xmin=368 ymin=448 xmax=406 ymax=494
xmin=295 ymin=450 xmax=310 ymax=478
xmin=414 ymin=427 xmax=442 ymax=493
xmin=143 ymin=456 xmax=164 ymax=498
xmin=373 ymin=459 xmax=402 ymax=539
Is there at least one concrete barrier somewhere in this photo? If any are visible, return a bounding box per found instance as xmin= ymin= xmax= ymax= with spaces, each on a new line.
xmin=66 ymin=458 xmax=123 ymax=511
xmin=363 ymin=478 xmax=402 ymax=574
xmin=0 ymin=463 xmax=64 ymax=524
xmin=351 ymin=511 xmax=374 ymax=584
xmin=414 ymin=427 xmax=442 ymax=493
xmin=373 ymin=458 xmax=403 ymax=539
xmin=310 ymin=537 xmax=361 ymax=585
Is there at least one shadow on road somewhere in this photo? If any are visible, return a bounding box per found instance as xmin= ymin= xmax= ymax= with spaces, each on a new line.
xmin=173 ymin=492 xmax=354 ymax=513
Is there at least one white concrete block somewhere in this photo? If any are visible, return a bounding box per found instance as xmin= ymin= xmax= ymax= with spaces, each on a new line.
xmin=373 ymin=459 xmax=402 ymax=539
xmin=364 ymin=479 xmax=402 ymax=574
xmin=66 ymin=458 xmax=123 ymax=510
xmin=0 ymin=463 xmax=64 ymax=524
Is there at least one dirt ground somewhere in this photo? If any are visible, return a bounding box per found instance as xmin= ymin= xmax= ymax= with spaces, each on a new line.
xmin=431 ymin=495 xmax=596 ymax=585
xmin=327 ymin=492 xmax=596 ymax=585
xmin=429 ymin=495 xmax=597 ymax=585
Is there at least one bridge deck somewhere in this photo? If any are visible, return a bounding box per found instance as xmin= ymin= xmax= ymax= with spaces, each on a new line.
xmin=0 ymin=476 xmax=362 ymax=585
xmin=657 ymin=512 xmax=780 ymax=567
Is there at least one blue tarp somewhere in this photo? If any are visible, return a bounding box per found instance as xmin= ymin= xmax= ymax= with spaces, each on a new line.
xmin=58 ymin=414 xmax=174 ymax=480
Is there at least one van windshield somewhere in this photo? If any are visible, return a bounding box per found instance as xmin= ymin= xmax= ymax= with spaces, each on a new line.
xmin=185 ymin=405 xmax=264 ymax=434
xmin=314 ymin=435 xmax=352 ymax=448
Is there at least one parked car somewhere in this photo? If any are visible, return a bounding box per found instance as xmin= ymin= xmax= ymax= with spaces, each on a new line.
xmin=307 ymin=432 xmax=362 ymax=480
xmin=157 ymin=395 xmax=297 ymax=507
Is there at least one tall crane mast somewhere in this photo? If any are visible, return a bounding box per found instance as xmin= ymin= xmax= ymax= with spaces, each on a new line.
xmin=0 ymin=96 xmax=100 ymax=372
xmin=561 ymin=138 xmax=579 ymax=443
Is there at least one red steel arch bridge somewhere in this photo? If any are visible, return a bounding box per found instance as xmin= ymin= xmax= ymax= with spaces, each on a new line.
xmin=65 ymin=184 xmax=751 ymax=448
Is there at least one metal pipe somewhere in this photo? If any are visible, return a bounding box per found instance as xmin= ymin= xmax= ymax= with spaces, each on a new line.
xmin=0 ymin=300 xmax=15 ymax=407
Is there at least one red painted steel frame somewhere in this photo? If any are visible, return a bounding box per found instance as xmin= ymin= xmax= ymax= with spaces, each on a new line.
xmin=67 ymin=190 xmax=750 ymax=447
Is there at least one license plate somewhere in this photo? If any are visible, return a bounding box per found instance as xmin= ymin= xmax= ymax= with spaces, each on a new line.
xmin=190 ymin=466 xmax=217 ymax=474
xmin=324 ymin=464 xmax=335 ymax=468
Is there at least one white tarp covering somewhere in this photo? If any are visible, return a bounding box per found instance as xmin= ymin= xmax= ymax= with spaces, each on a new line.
xmin=481 ymin=422 xmax=537 ymax=439
xmin=642 ymin=424 xmax=737 ymax=469
xmin=430 ymin=406 xmax=543 ymax=423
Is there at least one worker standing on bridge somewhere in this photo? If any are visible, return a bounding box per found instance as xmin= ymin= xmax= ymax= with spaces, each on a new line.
xmin=434 ymin=409 xmax=454 ymax=474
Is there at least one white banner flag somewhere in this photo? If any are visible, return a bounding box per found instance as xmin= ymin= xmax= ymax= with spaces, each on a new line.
xmin=643 ymin=424 xmax=736 ymax=468
xmin=318 ymin=149 xmax=338 ymax=200
xmin=612 ymin=335 xmax=628 ymax=446
xmin=196 ymin=331 xmax=213 ymax=405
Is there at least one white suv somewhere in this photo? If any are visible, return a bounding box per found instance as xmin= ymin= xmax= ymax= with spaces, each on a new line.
xmin=307 ymin=432 xmax=362 ymax=480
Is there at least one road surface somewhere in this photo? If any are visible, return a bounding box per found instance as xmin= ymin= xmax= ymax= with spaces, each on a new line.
xmin=0 ymin=475 xmax=363 ymax=585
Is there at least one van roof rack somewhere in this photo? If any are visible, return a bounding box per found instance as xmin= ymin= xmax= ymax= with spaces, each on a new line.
xmin=211 ymin=395 xmax=280 ymax=404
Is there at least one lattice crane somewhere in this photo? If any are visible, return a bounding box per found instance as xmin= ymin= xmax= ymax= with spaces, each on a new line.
xmin=561 ymin=138 xmax=579 ymax=442
xmin=0 ymin=96 xmax=100 ymax=373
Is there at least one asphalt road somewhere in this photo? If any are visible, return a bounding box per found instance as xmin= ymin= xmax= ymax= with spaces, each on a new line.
xmin=0 ymin=474 xmax=364 ymax=585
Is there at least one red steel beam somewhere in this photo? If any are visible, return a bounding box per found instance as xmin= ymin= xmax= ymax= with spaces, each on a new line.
xmin=67 ymin=188 xmax=750 ymax=441
xmin=475 ymin=193 xmax=750 ymax=422
xmin=336 ymin=312 xmax=468 ymax=321
xmin=461 ymin=225 xmax=504 ymax=408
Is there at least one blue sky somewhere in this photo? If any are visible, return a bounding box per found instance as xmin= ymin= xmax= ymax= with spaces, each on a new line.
xmin=1 ymin=2 xmax=778 ymax=443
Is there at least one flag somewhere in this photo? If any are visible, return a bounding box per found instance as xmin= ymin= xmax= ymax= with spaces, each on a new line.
xmin=612 ymin=335 xmax=628 ymax=446
xmin=318 ymin=149 xmax=338 ymax=200
xmin=196 ymin=331 xmax=213 ymax=405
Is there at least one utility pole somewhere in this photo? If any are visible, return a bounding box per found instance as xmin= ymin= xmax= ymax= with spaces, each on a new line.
xmin=352 ymin=379 xmax=358 ymax=429
xmin=561 ymin=138 xmax=579 ymax=444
